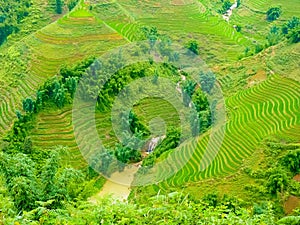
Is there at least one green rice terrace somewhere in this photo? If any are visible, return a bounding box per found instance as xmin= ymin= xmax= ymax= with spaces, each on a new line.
xmin=0 ymin=0 xmax=299 ymax=224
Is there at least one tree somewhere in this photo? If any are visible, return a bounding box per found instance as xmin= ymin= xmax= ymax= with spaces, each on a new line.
xmin=22 ymin=97 xmax=35 ymax=113
xmin=266 ymin=7 xmax=282 ymax=21
xmin=199 ymin=71 xmax=216 ymax=94
xmin=190 ymin=111 xmax=200 ymax=137
xmin=191 ymin=89 xmax=211 ymax=134
xmin=287 ymin=26 xmax=300 ymax=43
xmin=0 ymin=153 xmax=39 ymax=210
xmin=0 ymin=0 xmax=32 ymax=45
xmin=67 ymin=0 xmax=78 ymax=11
xmin=55 ymin=0 xmax=63 ymax=14
xmin=90 ymin=151 xmax=113 ymax=176
xmin=182 ymin=80 xmax=196 ymax=107
xmin=266 ymin=26 xmax=282 ymax=46
xmin=55 ymin=168 xmax=85 ymax=201
xmin=141 ymin=26 xmax=159 ymax=47
xmin=128 ymin=111 xmax=149 ymax=136
xmin=266 ymin=168 xmax=288 ymax=194
xmin=10 ymin=176 xmax=39 ymax=210
xmin=65 ymin=76 xmax=78 ymax=98
xmin=153 ymin=127 xmax=180 ymax=158
xmin=186 ymin=40 xmax=199 ymax=55
xmin=53 ymin=81 xmax=66 ymax=108
xmin=255 ymin=44 xmax=263 ymax=53
xmin=23 ymin=136 xmax=33 ymax=154
xmin=235 ymin=25 xmax=242 ymax=32
xmin=219 ymin=0 xmax=232 ymax=14
xmin=282 ymin=17 xmax=299 ymax=34
xmin=16 ymin=110 xmax=22 ymax=120
xmin=115 ymin=144 xmax=141 ymax=165
xmin=35 ymin=90 xmax=45 ymax=112
xmin=40 ymin=151 xmax=59 ymax=199
xmin=281 ymin=149 xmax=300 ymax=173
xmin=192 ymin=89 xmax=209 ymax=112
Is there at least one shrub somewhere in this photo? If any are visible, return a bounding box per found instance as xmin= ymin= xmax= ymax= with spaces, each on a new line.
xmin=55 ymin=0 xmax=63 ymax=14
xmin=281 ymin=149 xmax=300 ymax=173
xmin=186 ymin=40 xmax=199 ymax=55
xmin=266 ymin=7 xmax=282 ymax=21
xmin=68 ymin=0 xmax=79 ymax=11
xmin=287 ymin=26 xmax=300 ymax=43
xmin=266 ymin=168 xmax=288 ymax=194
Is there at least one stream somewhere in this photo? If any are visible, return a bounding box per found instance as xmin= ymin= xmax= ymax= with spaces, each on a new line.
xmin=89 ymin=136 xmax=165 ymax=203
xmin=89 ymin=165 xmax=139 ymax=203
xmin=90 ymin=74 xmax=186 ymax=202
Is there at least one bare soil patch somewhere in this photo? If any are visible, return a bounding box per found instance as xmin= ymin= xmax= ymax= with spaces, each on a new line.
xmin=284 ymin=195 xmax=300 ymax=214
xmin=247 ymin=70 xmax=267 ymax=87
xmin=293 ymin=174 xmax=300 ymax=182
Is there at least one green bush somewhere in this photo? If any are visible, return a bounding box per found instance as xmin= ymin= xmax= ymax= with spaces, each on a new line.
xmin=281 ymin=149 xmax=300 ymax=174
xmin=266 ymin=7 xmax=282 ymax=21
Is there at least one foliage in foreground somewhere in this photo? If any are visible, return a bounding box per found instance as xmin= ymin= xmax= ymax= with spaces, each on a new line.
xmin=1 ymin=191 xmax=299 ymax=224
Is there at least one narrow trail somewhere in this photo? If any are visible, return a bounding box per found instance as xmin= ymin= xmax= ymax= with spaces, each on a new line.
xmin=222 ymin=1 xmax=238 ymax=22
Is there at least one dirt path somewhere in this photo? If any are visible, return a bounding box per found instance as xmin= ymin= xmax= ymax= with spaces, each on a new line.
xmin=222 ymin=1 xmax=238 ymax=22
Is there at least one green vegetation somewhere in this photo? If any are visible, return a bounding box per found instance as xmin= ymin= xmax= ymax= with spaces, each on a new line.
xmin=0 ymin=0 xmax=32 ymax=44
xmin=186 ymin=40 xmax=199 ymax=55
xmin=3 ymin=191 xmax=299 ymax=224
xmin=266 ymin=7 xmax=282 ymax=21
xmin=67 ymin=0 xmax=79 ymax=11
xmin=0 ymin=0 xmax=299 ymax=223
xmin=219 ymin=0 xmax=232 ymax=14
xmin=55 ymin=0 xmax=63 ymax=14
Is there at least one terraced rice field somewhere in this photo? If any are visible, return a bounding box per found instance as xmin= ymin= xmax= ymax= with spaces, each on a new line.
xmin=1 ymin=0 xmax=262 ymax=138
xmin=242 ymin=0 xmax=300 ymax=18
xmin=155 ymin=75 xmax=300 ymax=187
xmin=92 ymin=2 xmax=143 ymax=41
xmin=30 ymin=97 xmax=181 ymax=167
xmin=92 ymin=0 xmax=252 ymax=60
xmin=30 ymin=106 xmax=120 ymax=167
xmin=133 ymin=97 xmax=181 ymax=133
xmin=230 ymin=0 xmax=300 ymax=42
xmin=1 ymin=0 xmax=299 ymax=186
xmin=0 ymin=4 xmax=128 ymax=138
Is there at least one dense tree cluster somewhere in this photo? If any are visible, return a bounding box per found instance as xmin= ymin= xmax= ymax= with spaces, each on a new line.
xmin=3 ymin=58 xmax=94 ymax=152
xmin=245 ymin=16 xmax=299 ymax=56
xmin=1 ymin=188 xmax=299 ymax=224
xmin=181 ymin=71 xmax=215 ymax=137
xmin=218 ymin=0 xmax=232 ymax=14
xmin=266 ymin=7 xmax=282 ymax=22
xmin=67 ymin=0 xmax=79 ymax=11
xmin=55 ymin=0 xmax=63 ymax=14
xmin=244 ymin=140 xmax=300 ymax=197
xmin=186 ymin=40 xmax=199 ymax=55
xmin=266 ymin=17 xmax=300 ymax=46
xmin=0 ymin=150 xmax=96 ymax=212
xmin=0 ymin=0 xmax=32 ymax=45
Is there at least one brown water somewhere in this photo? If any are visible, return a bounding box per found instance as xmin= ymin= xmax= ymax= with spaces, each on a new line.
xmin=89 ymin=165 xmax=139 ymax=203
